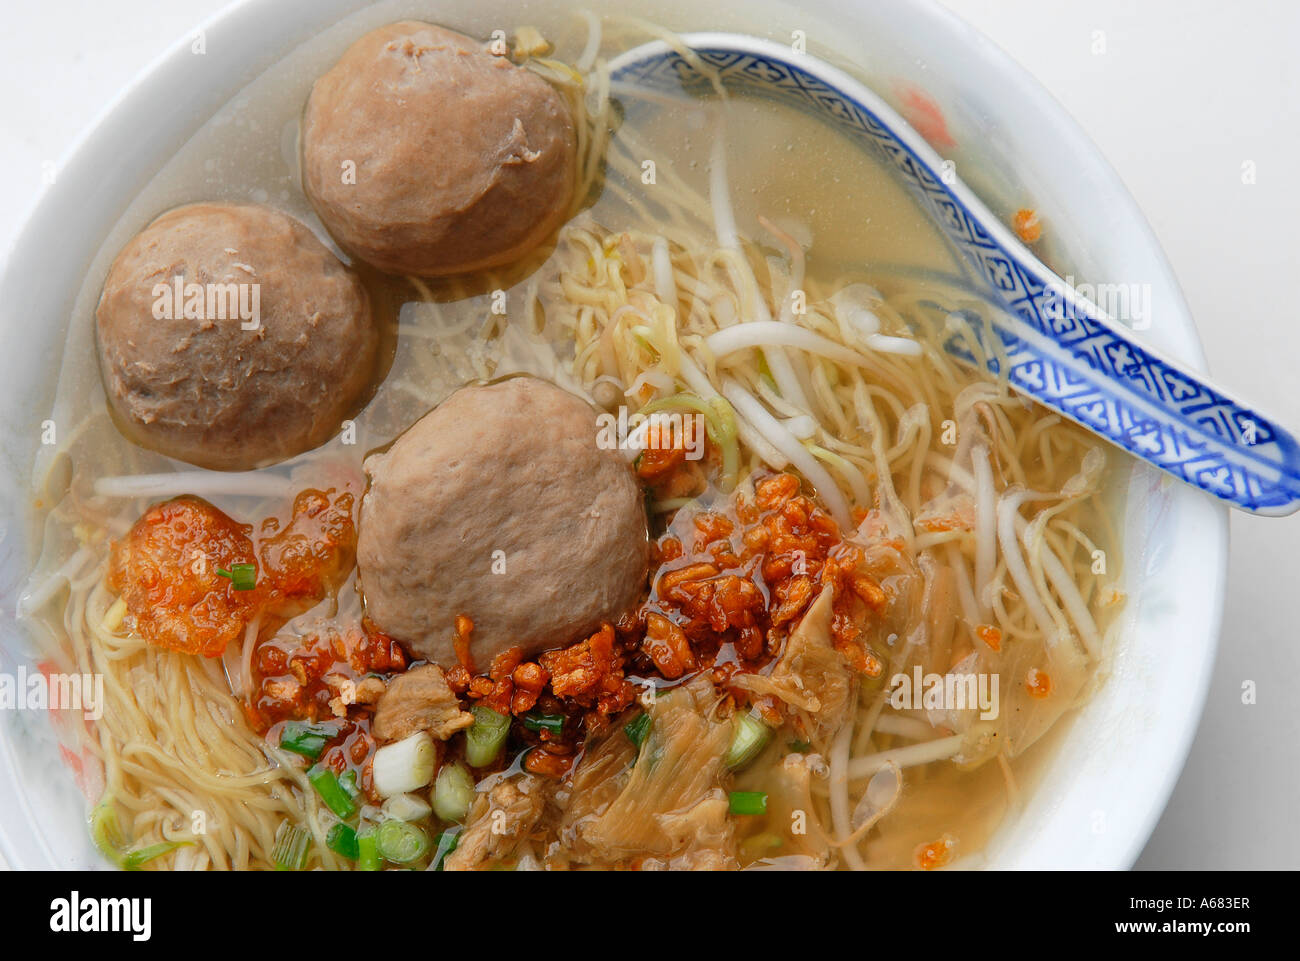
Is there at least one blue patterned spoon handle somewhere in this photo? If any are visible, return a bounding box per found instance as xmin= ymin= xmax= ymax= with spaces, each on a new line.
xmin=610 ymin=33 xmax=1300 ymax=515
xmin=940 ymin=301 xmax=1300 ymax=515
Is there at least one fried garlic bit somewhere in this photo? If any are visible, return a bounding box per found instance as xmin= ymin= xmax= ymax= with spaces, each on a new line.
xmin=512 ymin=25 xmax=552 ymax=59
xmin=1012 ymin=208 xmax=1042 ymax=244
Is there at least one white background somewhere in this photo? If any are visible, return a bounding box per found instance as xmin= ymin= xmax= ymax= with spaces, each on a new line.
xmin=1 ymin=0 xmax=1296 ymax=869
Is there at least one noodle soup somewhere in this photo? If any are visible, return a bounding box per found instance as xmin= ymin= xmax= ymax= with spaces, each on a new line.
xmin=18 ymin=10 xmax=1126 ymax=870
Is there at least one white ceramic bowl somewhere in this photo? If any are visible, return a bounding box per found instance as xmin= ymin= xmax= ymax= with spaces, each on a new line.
xmin=0 ymin=0 xmax=1226 ymax=869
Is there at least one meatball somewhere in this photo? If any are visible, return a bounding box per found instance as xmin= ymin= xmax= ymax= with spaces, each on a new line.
xmin=357 ymin=377 xmax=648 ymax=666
xmin=95 ymin=203 xmax=378 ymax=471
xmin=301 ymin=21 xmax=576 ymax=276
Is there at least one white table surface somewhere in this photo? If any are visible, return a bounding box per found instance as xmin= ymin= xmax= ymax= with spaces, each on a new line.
xmin=1 ymin=0 xmax=1296 ymax=870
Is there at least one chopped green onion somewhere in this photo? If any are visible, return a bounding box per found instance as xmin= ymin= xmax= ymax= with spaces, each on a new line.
xmin=521 ymin=712 xmax=565 ymax=736
xmin=356 ymin=826 xmax=380 ymax=871
xmin=375 ymin=819 xmax=429 ymax=863
xmin=624 ymin=713 xmax=652 ymax=749
xmin=371 ymin=731 xmax=436 ymax=797
xmin=639 ymin=393 xmax=741 ymax=489
xmin=339 ymin=769 xmax=361 ymax=802
xmin=725 ymin=713 xmax=772 ymax=770
xmin=91 ymin=795 xmax=193 ymax=869
xmin=728 ymin=791 xmax=768 ymax=816
xmin=382 ymin=792 xmax=432 ymax=822
xmin=326 ymin=822 xmax=359 ymax=860
xmin=465 ymin=705 xmax=510 ymax=767
xmin=740 ymin=832 xmax=784 ymax=859
xmin=433 ymin=762 xmax=475 ymax=823
xmin=89 ymin=796 xmax=124 ymax=865
xmin=122 ymin=840 xmax=190 ymax=870
xmin=788 ymin=739 xmax=812 ymax=754
xmin=216 ymin=562 xmax=257 ymax=591
xmin=309 ymin=764 xmax=358 ymax=820
xmin=279 ymin=721 xmax=336 ymax=761
xmin=430 ymin=830 xmax=460 ymax=871
xmin=272 ymin=822 xmax=312 ymax=870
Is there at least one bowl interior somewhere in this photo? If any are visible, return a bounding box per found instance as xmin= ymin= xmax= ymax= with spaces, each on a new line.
xmin=0 ymin=0 xmax=1226 ymax=869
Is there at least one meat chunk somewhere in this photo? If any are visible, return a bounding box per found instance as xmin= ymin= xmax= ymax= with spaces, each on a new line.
xmin=357 ymin=377 xmax=648 ymax=666
xmin=443 ymin=775 xmax=549 ymax=871
xmin=95 ymin=203 xmax=377 ymax=470
xmin=371 ymin=664 xmax=473 ymax=743
xmin=354 ymin=676 xmax=387 ymax=704
xmin=734 ymin=585 xmax=855 ymax=741
xmin=302 ymin=22 xmax=575 ymax=276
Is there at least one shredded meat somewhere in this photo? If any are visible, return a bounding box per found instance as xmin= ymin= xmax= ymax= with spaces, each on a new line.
xmin=371 ymin=664 xmax=473 ymax=743
xmin=443 ymin=775 xmax=549 ymax=871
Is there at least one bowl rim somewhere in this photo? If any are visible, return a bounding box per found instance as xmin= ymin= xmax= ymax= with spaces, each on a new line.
xmin=0 ymin=0 xmax=1228 ymax=871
